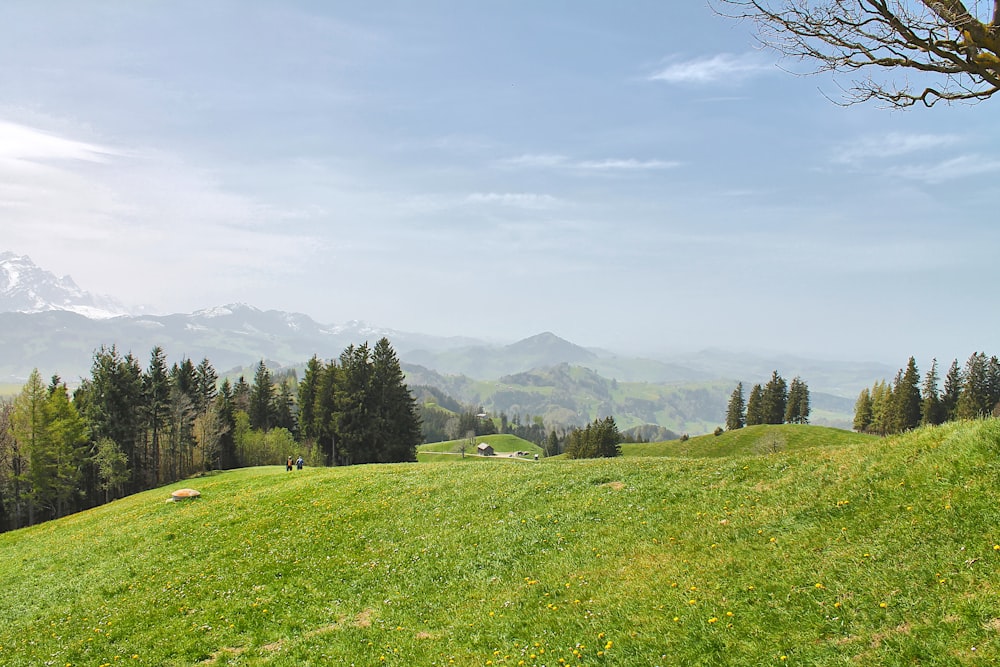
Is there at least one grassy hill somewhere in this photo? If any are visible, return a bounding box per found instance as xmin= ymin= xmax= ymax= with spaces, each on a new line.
xmin=417 ymin=434 xmax=542 ymax=459
xmin=2 ymin=420 xmax=999 ymax=665
xmin=622 ymin=424 xmax=878 ymax=458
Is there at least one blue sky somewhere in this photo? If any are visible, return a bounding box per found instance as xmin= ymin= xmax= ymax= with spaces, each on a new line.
xmin=1 ymin=1 xmax=997 ymax=364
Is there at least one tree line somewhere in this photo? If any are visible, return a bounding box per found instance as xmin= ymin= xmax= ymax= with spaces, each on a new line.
xmin=725 ymin=371 xmax=811 ymax=430
xmin=0 ymin=337 xmax=421 ymax=532
xmin=853 ymin=353 xmax=1000 ymax=436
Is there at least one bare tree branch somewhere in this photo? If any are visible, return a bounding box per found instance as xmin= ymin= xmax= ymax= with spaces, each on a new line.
xmin=713 ymin=0 xmax=1000 ymax=107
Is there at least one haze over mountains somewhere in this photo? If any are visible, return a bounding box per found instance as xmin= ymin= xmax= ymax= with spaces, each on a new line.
xmin=0 ymin=251 xmax=890 ymax=432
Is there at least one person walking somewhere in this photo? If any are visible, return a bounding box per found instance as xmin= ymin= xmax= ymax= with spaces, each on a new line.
xmin=286 ymin=456 xmax=293 ymax=472
xmin=296 ymin=456 xmax=304 ymax=470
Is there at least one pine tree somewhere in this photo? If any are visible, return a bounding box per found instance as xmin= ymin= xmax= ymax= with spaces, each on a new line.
xmin=784 ymin=377 xmax=810 ymax=425
xmin=248 ymin=360 xmax=276 ymax=431
xmin=77 ymin=346 xmax=145 ymax=493
xmin=986 ymin=355 xmax=1000 ymax=417
xmin=214 ymin=379 xmax=238 ymax=469
xmin=43 ymin=381 xmax=88 ymax=518
xmin=564 ymin=417 xmax=621 ymax=459
xmin=545 ymin=429 xmax=560 ymax=457
xmin=595 ymin=416 xmax=622 ymax=457
xmin=0 ymin=398 xmax=24 ymax=530
xmin=232 ymin=376 xmax=251 ymax=413
xmin=761 ymin=371 xmax=788 ymax=425
xmin=336 ymin=344 xmax=375 ymax=465
xmin=745 ymin=384 xmax=764 ymax=426
xmin=894 ymin=357 xmax=921 ymax=432
xmin=297 ymin=355 xmax=323 ymax=441
xmin=194 ymin=358 xmax=219 ymax=415
xmin=853 ymin=387 xmax=873 ymax=433
xmin=870 ymin=380 xmax=894 ymax=436
xmin=957 ymin=352 xmax=992 ymax=419
xmin=919 ymin=359 xmax=944 ymax=426
xmin=144 ymin=347 xmax=170 ymax=485
xmin=725 ymin=383 xmax=745 ymax=430
xmin=11 ymin=370 xmax=49 ymax=525
xmin=370 ymin=338 xmax=422 ymax=463
xmin=941 ymin=359 xmax=962 ymax=422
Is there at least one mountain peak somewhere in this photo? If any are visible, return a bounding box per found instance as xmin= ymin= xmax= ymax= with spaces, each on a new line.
xmin=0 ymin=251 xmax=128 ymax=319
xmin=504 ymin=331 xmax=597 ymax=365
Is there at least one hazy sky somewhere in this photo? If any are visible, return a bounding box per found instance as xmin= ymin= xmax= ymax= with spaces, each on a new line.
xmin=1 ymin=1 xmax=997 ymax=364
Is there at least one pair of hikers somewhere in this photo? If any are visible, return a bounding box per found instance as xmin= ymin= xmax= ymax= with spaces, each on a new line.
xmin=286 ymin=456 xmax=303 ymax=471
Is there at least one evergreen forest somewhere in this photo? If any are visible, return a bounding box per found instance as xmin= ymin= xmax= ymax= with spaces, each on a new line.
xmin=0 ymin=337 xmax=421 ymax=532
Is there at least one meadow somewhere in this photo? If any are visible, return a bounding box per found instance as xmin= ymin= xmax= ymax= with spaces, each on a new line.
xmin=621 ymin=424 xmax=878 ymax=458
xmin=1 ymin=421 xmax=998 ymax=665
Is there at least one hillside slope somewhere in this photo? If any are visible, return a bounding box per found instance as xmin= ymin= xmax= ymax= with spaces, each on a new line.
xmin=622 ymin=424 xmax=877 ymax=458
xmin=1 ymin=420 xmax=998 ymax=665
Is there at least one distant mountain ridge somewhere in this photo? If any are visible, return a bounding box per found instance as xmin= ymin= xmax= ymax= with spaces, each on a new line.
xmin=0 ymin=251 xmax=890 ymax=433
xmin=0 ymin=251 xmax=129 ymax=319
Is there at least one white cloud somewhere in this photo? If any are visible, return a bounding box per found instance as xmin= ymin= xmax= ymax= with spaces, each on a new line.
xmin=0 ymin=119 xmax=323 ymax=312
xmin=496 ymin=154 xmax=679 ymax=171
xmin=889 ymin=154 xmax=1000 ymax=184
xmin=497 ymin=153 xmax=570 ymax=168
xmin=0 ymin=120 xmax=118 ymax=163
xmin=647 ymin=53 xmax=772 ymax=84
xmin=833 ymin=132 xmax=961 ymax=165
xmin=464 ymin=192 xmax=562 ymax=209
xmin=576 ymin=158 xmax=680 ymax=170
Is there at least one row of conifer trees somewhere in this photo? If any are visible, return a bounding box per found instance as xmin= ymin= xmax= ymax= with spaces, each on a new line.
xmin=725 ymin=371 xmax=811 ymax=431
xmin=853 ymin=353 xmax=1000 ymax=436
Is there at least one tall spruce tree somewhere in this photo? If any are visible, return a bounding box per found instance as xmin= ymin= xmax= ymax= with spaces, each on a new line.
xmin=144 ymin=347 xmax=170 ymax=485
xmin=986 ymin=355 xmax=1000 ymax=417
xmin=248 ymin=360 xmax=276 ymax=431
xmin=957 ymin=352 xmax=992 ymax=419
xmin=297 ymin=355 xmax=323 ymax=441
xmin=725 ymin=383 xmax=745 ymax=430
xmin=11 ymin=369 xmax=49 ymax=525
xmin=761 ymin=371 xmax=788 ymax=425
xmin=273 ymin=380 xmax=297 ymax=434
xmin=853 ymin=387 xmax=873 ymax=433
xmin=545 ymin=429 xmax=560 ymax=457
xmin=77 ymin=346 xmax=145 ymax=493
xmin=941 ymin=359 xmax=962 ymax=422
xmin=745 ymin=384 xmax=764 ymax=426
xmin=920 ymin=359 xmax=944 ymax=426
xmin=194 ymin=358 xmax=219 ymax=415
xmin=894 ymin=357 xmax=922 ymax=432
xmin=870 ymin=380 xmax=894 ymax=436
xmin=784 ymin=377 xmax=810 ymax=424
xmin=336 ymin=344 xmax=375 ymax=465
xmin=370 ymin=337 xmax=422 ymax=463
xmin=43 ymin=381 xmax=88 ymax=519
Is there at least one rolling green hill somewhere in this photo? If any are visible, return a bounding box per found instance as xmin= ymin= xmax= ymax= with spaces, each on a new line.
xmin=417 ymin=434 xmax=542 ymax=456
xmin=622 ymin=424 xmax=878 ymax=458
xmin=2 ymin=420 xmax=998 ymax=665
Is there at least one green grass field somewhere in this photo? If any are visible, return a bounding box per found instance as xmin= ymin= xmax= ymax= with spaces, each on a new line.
xmin=622 ymin=424 xmax=878 ymax=458
xmin=417 ymin=434 xmax=543 ymax=457
xmin=1 ymin=420 xmax=999 ymax=665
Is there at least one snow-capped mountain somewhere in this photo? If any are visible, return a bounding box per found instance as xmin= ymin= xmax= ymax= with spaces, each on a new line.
xmin=0 ymin=251 xmax=129 ymax=319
